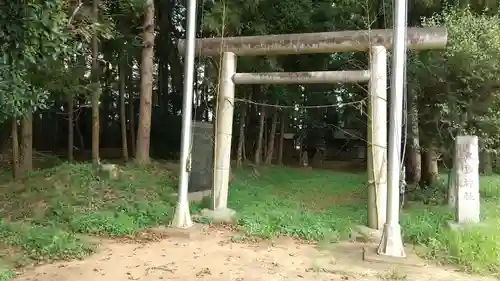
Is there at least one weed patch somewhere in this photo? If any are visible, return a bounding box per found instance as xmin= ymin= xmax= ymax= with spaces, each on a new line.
xmin=212 ymin=166 xmax=500 ymax=275
xmin=0 ymin=162 xmax=177 ymax=276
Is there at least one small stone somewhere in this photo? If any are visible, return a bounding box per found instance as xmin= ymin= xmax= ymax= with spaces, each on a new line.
xmin=200 ymin=208 xmax=237 ymax=224
xmin=99 ymin=164 xmax=120 ymax=180
xmin=350 ymin=225 xmax=382 ymax=243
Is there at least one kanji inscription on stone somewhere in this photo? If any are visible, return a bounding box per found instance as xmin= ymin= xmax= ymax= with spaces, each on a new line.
xmin=454 ymin=136 xmax=480 ymax=224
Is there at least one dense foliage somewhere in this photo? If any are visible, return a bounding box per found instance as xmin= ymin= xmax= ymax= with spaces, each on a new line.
xmin=0 ymin=0 xmax=499 ymax=176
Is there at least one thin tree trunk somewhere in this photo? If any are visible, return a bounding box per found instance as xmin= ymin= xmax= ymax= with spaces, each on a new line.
xmin=477 ymin=130 xmax=492 ymax=175
xmin=265 ymin=108 xmax=278 ymax=165
xmin=75 ymin=115 xmax=85 ymax=153
xmin=406 ymin=88 xmax=421 ymax=183
xmin=127 ymin=53 xmax=136 ymax=157
xmin=21 ymin=110 xmax=33 ymax=173
xmin=254 ymin=106 xmax=266 ymax=165
xmin=119 ymin=62 xmax=129 ymax=161
xmin=135 ymin=0 xmax=155 ymax=165
xmin=278 ymin=111 xmax=286 ymax=165
xmin=480 ymin=150 xmax=493 ymax=175
xmin=11 ymin=119 xmax=20 ymax=180
xmin=91 ymin=0 xmax=101 ymax=165
xmin=67 ymin=94 xmax=74 ymax=162
xmin=421 ymin=146 xmax=439 ymax=187
xmin=263 ymin=116 xmax=268 ymax=156
xmin=242 ymin=141 xmax=247 ymax=162
xmin=129 ymin=96 xmax=136 ymax=157
xmin=236 ymin=103 xmax=248 ymax=168
xmin=243 ymin=104 xmax=251 ymax=162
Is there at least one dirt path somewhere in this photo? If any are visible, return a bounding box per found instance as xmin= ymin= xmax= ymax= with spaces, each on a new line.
xmin=12 ymin=226 xmax=496 ymax=281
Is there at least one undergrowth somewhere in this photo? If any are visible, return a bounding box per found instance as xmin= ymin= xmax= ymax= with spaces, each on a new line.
xmin=201 ymin=166 xmax=500 ymax=276
xmin=2 ymin=162 xmax=500 ymax=277
xmin=0 ymin=162 xmax=177 ymax=271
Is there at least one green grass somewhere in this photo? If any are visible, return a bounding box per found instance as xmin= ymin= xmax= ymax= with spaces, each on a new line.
xmin=401 ymin=175 xmax=500 ymax=275
xmin=199 ymin=166 xmax=500 ymax=276
xmin=226 ymin=167 xmax=367 ymax=241
xmin=0 ymin=162 xmax=177 ymax=274
xmin=0 ymin=268 xmax=13 ymax=281
xmin=1 ymin=161 xmax=500 ymax=277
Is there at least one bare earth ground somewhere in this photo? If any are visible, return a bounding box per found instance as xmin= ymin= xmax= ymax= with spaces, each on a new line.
xmin=10 ymin=225 xmax=497 ymax=281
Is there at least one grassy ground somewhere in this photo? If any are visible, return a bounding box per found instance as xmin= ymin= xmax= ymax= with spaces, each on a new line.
xmin=194 ymin=166 xmax=500 ymax=276
xmin=0 ymin=162 xmax=178 ymax=279
xmin=0 ymin=162 xmax=499 ymax=279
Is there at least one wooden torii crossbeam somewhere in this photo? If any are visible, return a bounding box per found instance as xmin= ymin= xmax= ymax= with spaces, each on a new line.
xmin=178 ymin=27 xmax=447 ymax=56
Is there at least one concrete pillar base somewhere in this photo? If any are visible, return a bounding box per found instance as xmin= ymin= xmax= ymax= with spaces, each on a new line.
xmin=377 ymin=223 xmax=406 ymax=258
xmin=200 ymin=208 xmax=237 ymax=224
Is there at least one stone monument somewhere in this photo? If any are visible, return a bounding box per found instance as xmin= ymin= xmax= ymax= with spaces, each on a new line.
xmin=449 ymin=135 xmax=480 ymax=226
xmin=188 ymin=121 xmax=214 ymax=193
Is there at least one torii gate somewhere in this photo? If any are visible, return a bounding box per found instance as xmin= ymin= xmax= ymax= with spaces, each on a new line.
xmin=175 ymin=27 xmax=447 ymax=254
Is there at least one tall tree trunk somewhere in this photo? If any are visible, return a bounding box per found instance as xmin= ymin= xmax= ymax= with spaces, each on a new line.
xmin=127 ymin=65 xmax=136 ymax=156
xmin=101 ymin=68 xmax=112 ymax=135
xmin=406 ymin=88 xmax=421 ymax=184
xmin=278 ymin=111 xmax=286 ymax=165
xmin=155 ymin=0 xmax=170 ymax=110
xmin=119 ymin=62 xmax=129 ymax=162
xmin=67 ymin=93 xmax=74 ymax=162
xmin=135 ymin=0 xmax=155 ymax=165
xmin=265 ymin=108 xmax=278 ymax=165
xmin=129 ymin=97 xmax=136 ymax=157
xmin=91 ymin=0 xmax=101 ymax=165
xmin=242 ymin=106 xmax=251 ymax=162
xmin=480 ymin=149 xmax=493 ymax=175
xmin=11 ymin=119 xmax=20 ymax=180
xmin=370 ymin=0 xmax=386 ymax=29
xmin=421 ymin=146 xmax=439 ymax=187
xmin=254 ymin=106 xmax=266 ymax=165
xmin=75 ymin=115 xmax=85 ymax=153
xmin=236 ymin=103 xmax=247 ymax=168
xmin=477 ymin=131 xmax=492 ymax=175
xmin=242 ymin=140 xmax=247 ymax=162
xmin=263 ymin=119 xmax=268 ymax=155
xmin=21 ymin=111 xmax=33 ymax=173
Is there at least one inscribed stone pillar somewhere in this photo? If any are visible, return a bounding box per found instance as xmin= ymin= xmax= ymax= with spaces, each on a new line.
xmin=188 ymin=121 xmax=214 ymax=193
xmin=454 ymin=135 xmax=480 ymax=224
